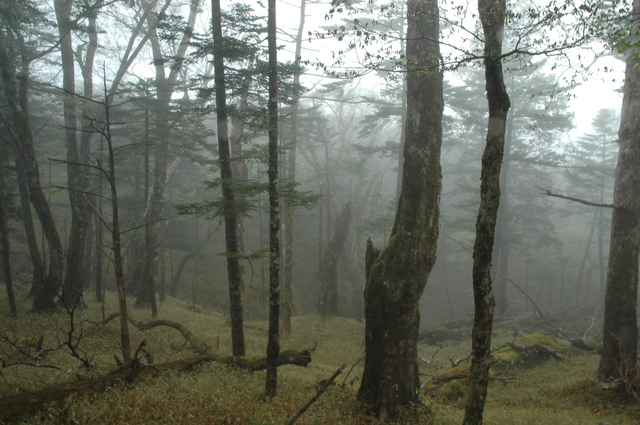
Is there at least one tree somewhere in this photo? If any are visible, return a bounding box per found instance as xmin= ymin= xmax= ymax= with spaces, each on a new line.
xmin=212 ymin=0 xmax=245 ymax=357
xmin=137 ymin=0 xmax=201 ymax=316
xmin=282 ymin=0 xmax=307 ymax=336
xmin=54 ymin=0 xmax=98 ymax=308
xmin=317 ymin=201 xmax=351 ymax=317
xmin=264 ymin=0 xmax=280 ymax=399
xmin=463 ymin=0 xmax=510 ymax=423
xmin=597 ymin=0 xmax=640 ymax=381
xmin=357 ymin=0 xmax=442 ymax=419
xmin=0 ymin=3 xmax=65 ymax=311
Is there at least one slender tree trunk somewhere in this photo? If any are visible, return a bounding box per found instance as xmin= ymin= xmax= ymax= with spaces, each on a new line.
xmin=212 ymin=0 xmax=245 ymax=356
xmin=357 ymin=0 xmax=442 ymax=419
xmin=282 ymin=0 xmax=306 ymax=337
xmin=138 ymin=0 xmax=200 ymax=316
xmin=265 ymin=0 xmax=280 ymax=398
xmin=463 ymin=0 xmax=510 ymax=423
xmin=597 ymin=0 xmax=640 ymax=381
xmin=14 ymin=156 xmax=44 ymax=296
xmin=493 ymin=112 xmax=512 ymax=316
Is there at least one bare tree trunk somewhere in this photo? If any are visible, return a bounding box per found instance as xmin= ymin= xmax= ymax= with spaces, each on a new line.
xmin=0 ymin=164 xmax=16 ymax=315
xmin=357 ymin=0 xmax=442 ymax=419
xmin=282 ymin=0 xmax=306 ymax=336
xmin=55 ymin=0 xmax=96 ymax=309
xmin=597 ymin=0 xmax=640 ymax=381
xmin=317 ymin=202 xmax=351 ymax=317
xmin=102 ymin=80 xmax=132 ymax=363
xmin=212 ymin=0 xmax=245 ymax=356
xmin=0 ymin=32 xmax=64 ymax=311
xmin=463 ymin=0 xmax=510 ymax=423
xmin=265 ymin=0 xmax=280 ymax=398
xmin=137 ymin=0 xmax=200 ymax=317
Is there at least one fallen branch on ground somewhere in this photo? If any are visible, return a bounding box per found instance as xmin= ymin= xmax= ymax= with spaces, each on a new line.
xmin=287 ymin=364 xmax=345 ymax=425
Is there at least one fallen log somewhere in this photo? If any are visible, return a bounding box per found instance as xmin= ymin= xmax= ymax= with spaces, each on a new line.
xmin=0 ymin=349 xmax=312 ymax=418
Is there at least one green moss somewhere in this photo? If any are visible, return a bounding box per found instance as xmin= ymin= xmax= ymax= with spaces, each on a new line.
xmin=513 ymin=332 xmax=571 ymax=351
xmin=492 ymin=346 xmax=521 ymax=368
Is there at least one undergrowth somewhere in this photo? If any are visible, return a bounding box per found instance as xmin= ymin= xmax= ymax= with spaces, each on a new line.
xmin=1 ymin=293 xmax=639 ymax=424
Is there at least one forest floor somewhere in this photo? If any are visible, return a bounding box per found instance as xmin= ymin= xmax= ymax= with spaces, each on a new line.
xmin=1 ymin=294 xmax=639 ymax=425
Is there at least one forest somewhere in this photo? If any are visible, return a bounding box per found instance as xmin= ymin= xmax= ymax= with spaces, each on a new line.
xmin=0 ymin=0 xmax=639 ymax=423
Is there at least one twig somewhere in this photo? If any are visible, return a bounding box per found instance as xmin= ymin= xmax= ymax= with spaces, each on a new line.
xmin=340 ymin=356 xmax=364 ymax=388
xmin=287 ymin=364 xmax=346 ymax=425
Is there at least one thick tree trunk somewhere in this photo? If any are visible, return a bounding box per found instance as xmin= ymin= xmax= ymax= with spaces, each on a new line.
xmin=0 ymin=34 xmax=64 ymax=311
xmin=597 ymin=0 xmax=640 ymax=381
xmin=463 ymin=0 xmax=510 ymax=424
xmin=357 ymin=0 xmax=442 ymax=419
xmin=317 ymin=202 xmax=351 ymax=317
xmin=0 ymin=168 xmax=16 ymax=315
xmin=55 ymin=0 xmax=95 ymax=309
xmin=14 ymin=157 xmax=44 ymax=296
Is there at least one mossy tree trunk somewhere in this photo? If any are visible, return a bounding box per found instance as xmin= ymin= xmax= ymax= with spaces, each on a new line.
xmin=357 ymin=0 xmax=442 ymax=419
xmin=463 ymin=0 xmax=510 ymax=424
xmin=597 ymin=0 xmax=640 ymax=381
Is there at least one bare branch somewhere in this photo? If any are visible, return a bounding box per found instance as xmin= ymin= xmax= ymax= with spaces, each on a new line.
xmin=536 ymin=186 xmax=615 ymax=208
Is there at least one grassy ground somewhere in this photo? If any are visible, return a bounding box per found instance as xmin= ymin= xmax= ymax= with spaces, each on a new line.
xmin=1 ymin=294 xmax=639 ymax=424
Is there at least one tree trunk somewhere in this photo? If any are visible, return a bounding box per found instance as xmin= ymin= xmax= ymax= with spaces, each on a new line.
xmin=282 ymin=0 xmax=306 ymax=337
xmin=0 ymin=166 xmax=16 ymax=315
xmin=463 ymin=0 xmax=510 ymax=424
xmin=55 ymin=0 xmax=95 ymax=309
xmin=0 ymin=32 xmax=64 ymax=311
xmin=212 ymin=0 xmax=246 ymax=357
xmin=137 ymin=0 xmax=200 ymax=316
xmin=317 ymin=202 xmax=351 ymax=317
xmin=357 ymin=0 xmax=442 ymax=419
xmin=597 ymin=0 xmax=640 ymax=381
xmin=14 ymin=156 xmax=44 ymax=297
xmin=103 ymin=83 xmax=132 ymax=364
xmin=265 ymin=0 xmax=280 ymax=398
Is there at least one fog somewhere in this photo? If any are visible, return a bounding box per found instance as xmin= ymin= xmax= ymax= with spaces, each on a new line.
xmin=0 ymin=0 xmax=625 ymax=331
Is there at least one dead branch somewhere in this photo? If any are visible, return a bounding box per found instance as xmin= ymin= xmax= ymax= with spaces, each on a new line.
xmin=537 ymin=187 xmax=615 ymax=208
xmin=0 ymin=349 xmax=312 ymax=418
xmin=129 ymin=318 xmax=210 ymax=354
xmin=287 ymin=364 xmax=345 ymax=425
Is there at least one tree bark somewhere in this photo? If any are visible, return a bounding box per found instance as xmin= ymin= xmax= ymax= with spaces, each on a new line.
xmin=0 ymin=31 xmax=64 ymax=311
xmin=317 ymin=202 xmax=351 ymax=317
xmin=0 ymin=165 xmax=16 ymax=315
xmin=55 ymin=0 xmax=95 ymax=309
xmin=463 ymin=0 xmax=510 ymax=424
xmin=597 ymin=0 xmax=640 ymax=381
xmin=212 ymin=0 xmax=246 ymax=357
xmin=137 ymin=0 xmax=200 ymax=316
xmin=282 ymin=0 xmax=306 ymax=337
xmin=357 ymin=0 xmax=442 ymax=419
xmin=265 ymin=0 xmax=280 ymax=398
